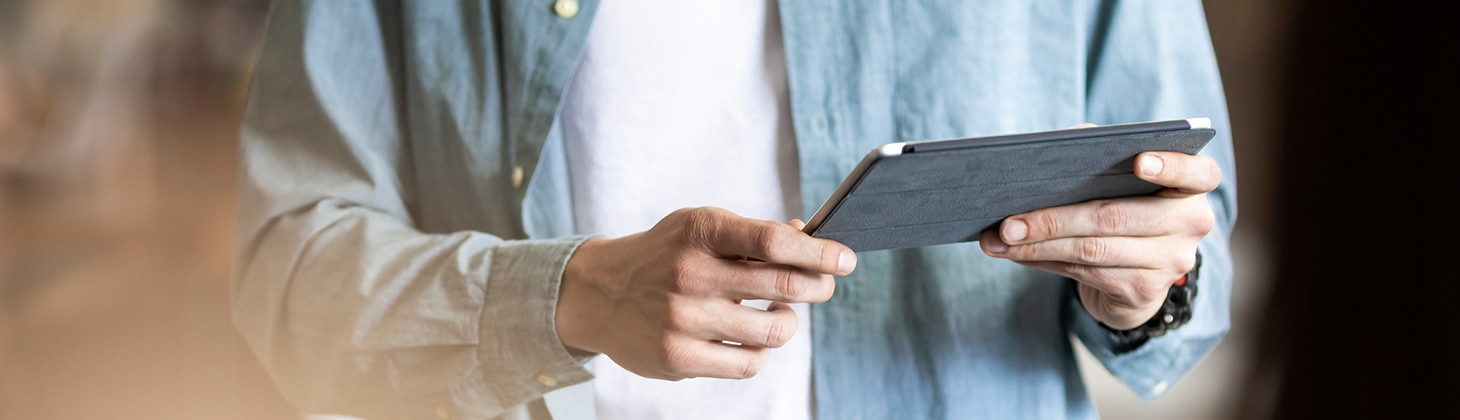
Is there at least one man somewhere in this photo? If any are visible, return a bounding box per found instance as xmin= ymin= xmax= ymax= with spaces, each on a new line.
xmin=231 ymin=0 xmax=1236 ymax=419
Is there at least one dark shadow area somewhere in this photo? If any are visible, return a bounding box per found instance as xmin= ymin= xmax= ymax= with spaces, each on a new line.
xmin=1242 ymin=1 xmax=1460 ymax=418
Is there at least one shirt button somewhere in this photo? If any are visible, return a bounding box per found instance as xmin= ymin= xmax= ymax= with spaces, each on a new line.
xmin=536 ymin=372 xmax=559 ymax=387
xmin=435 ymin=406 xmax=451 ymax=419
xmin=552 ymin=0 xmax=579 ymax=18
xmin=511 ymin=165 xmax=525 ymax=189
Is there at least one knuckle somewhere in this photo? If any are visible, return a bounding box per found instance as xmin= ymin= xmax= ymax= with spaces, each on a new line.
xmin=754 ymin=224 xmax=788 ymax=256
xmin=682 ymin=207 xmax=722 ymax=244
xmin=763 ymin=317 xmax=796 ymax=348
xmin=1190 ymin=206 xmax=1217 ymax=236
xmin=665 ymin=207 xmax=693 ymax=222
xmin=1076 ymin=238 xmax=1110 ymax=265
xmin=772 ymin=268 xmax=807 ymax=301
xmin=691 ymin=206 xmax=729 ymax=219
xmin=668 ymin=258 xmax=699 ymax=293
xmin=737 ymin=352 xmax=768 ymax=379
xmin=1174 ymin=251 xmax=1199 ymax=274
xmin=1037 ymin=212 xmax=1061 ymax=238
xmin=1092 ymin=202 xmax=1129 ymax=235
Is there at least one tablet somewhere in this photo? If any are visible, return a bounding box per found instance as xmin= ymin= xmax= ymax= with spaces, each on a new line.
xmin=802 ymin=118 xmax=1216 ymax=252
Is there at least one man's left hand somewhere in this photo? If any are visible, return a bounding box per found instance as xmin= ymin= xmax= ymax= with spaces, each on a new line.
xmin=979 ymin=151 xmax=1220 ymax=330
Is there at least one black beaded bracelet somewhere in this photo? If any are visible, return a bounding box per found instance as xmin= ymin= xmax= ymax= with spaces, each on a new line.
xmin=1101 ymin=251 xmax=1201 ymax=348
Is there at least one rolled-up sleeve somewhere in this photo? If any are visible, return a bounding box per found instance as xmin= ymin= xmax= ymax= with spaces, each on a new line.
xmin=1068 ymin=0 xmax=1239 ymax=400
xmin=230 ymin=1 xmax=591 ymax=418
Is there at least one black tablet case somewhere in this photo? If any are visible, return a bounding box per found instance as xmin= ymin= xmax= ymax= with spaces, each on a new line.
xmin=806 ymin=128 xmax=1216 ymax=252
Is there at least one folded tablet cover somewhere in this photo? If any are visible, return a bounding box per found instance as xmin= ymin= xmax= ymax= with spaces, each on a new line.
xmin=807 ymin=128 xmax=1216 ymax=252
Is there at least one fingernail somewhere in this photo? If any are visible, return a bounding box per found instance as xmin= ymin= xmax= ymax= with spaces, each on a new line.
xmin=1140 ymin=155 xmax=1164 ymax=177
xmin=1003 ymin=220 xmax=1027 ymax=242
xmin=838 ymin=250 xmax=857 ymax=274
xmin=986 ymin=239 xmax=1007 ymax=254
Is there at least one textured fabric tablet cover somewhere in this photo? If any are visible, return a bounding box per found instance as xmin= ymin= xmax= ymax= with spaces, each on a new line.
xmin=809 ymin=128 xmax=1216 ymax=252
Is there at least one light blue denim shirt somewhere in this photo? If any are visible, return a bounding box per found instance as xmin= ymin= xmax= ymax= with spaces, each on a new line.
xmin=231 ymin=1 xmax=1237 ymax=419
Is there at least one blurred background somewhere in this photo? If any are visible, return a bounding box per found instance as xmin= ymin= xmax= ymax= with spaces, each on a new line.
xmin=0 ymin=1 xmax=1451 ymax=419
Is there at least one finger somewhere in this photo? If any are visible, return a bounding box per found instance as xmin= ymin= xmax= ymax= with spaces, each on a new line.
xmin=1067 ymin=122 xmax=1099 ymax=129
xmin=711 ymin=258 xmax=836 ymax=303
xmin=998 ymin=258 xmax=1171 ymax=302
xmin=997 ymin=196 xmax=1187 ymax=244
xmin=787 ymin=219 xmax=807 ymax=230
xmin=1135 ymin=152 xmax=1222 ymax=196
xmin=690 ymin=208 xmax=856 ymax=275
xmin=1005 ymin=258 xmax=1130 ymax=291
xmin=669 ymin=340 xmax=772 ymax=380
xmin=700 ymin=301 xmax=800 ymax=348
xmin=980 ymin=230 xmax=1173 ymax=270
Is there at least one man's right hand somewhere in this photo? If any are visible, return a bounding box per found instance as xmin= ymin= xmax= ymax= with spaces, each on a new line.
xmin=556 ymin=207 xmax=856 ymax=381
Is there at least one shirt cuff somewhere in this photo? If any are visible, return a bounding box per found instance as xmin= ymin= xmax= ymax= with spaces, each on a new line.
xmin=457 ymin=236 xmax=596 ymax=417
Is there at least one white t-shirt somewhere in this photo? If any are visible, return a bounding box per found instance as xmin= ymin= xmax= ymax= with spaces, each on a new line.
xmin=558 ymin=0 xmax=809 ymax=419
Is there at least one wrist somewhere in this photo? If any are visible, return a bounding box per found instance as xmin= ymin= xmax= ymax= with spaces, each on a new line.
xmin=556 ymin=237 xmax=613 ymax=355
xmin=1099 ymin=250 xmax=1202 ymax=347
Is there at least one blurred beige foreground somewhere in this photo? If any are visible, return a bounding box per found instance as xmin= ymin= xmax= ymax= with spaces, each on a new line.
xmin=0 ymin=1 xmax=295 ymax=419
xmin=0 ymin=1 xmax=1281 ymax=419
